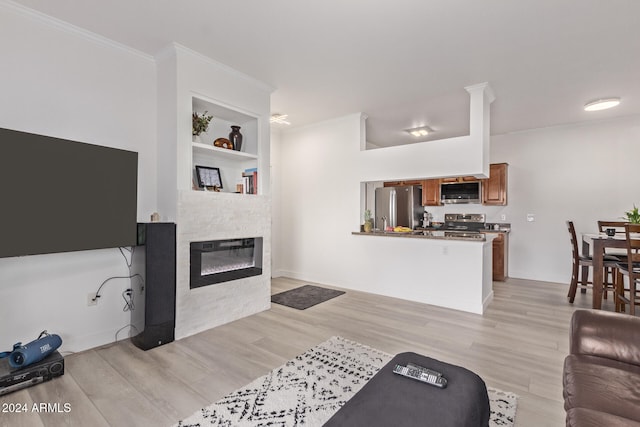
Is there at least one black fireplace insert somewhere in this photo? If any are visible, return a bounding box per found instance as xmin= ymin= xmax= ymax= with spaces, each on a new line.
xmin=190 ymin=237 xmax=263 ymax=289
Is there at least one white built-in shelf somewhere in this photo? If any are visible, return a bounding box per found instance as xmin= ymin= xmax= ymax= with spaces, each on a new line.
xmin=192 ymin=142 xmax=258 ymax=161
xmin=191 ymin=93 xmax=260 ymax=195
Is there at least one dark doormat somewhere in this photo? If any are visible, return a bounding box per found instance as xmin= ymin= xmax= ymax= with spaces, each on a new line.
xmin=271 ymin=285 xmax=345 ymax=310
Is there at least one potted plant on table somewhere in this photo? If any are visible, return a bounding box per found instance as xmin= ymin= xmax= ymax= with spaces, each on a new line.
xmin=623 ymin=205 xmax=640 ymax=224
xmin=192 ymin=111 xmax=213 ymax=143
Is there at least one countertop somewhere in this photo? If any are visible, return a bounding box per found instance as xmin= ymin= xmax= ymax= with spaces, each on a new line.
xmin=352 ymin=230 xmax=494 ymax=242
xmin=418 ymin=225 xmax=511 ymax=233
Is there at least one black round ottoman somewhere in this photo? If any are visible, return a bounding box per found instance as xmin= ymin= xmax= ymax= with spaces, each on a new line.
xmin=323 ymin=352 xmax=490 ymax=427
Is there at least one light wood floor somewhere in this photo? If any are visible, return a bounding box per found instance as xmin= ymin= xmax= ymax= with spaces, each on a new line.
xmin=0 ymin=277 xmax=615 ymax=427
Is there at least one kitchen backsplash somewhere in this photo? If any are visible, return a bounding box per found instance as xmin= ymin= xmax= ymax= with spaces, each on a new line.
xmin=423 ymin=205 xmax=509 ymax=225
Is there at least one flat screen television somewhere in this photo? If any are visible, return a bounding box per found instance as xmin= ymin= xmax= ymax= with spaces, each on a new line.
xmin=0 ymin=127 xmax=138 ymax=258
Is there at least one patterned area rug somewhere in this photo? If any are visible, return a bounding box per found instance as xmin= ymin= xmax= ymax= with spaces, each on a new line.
xmin=174 ymin=336 xmax=518 ymax=427
xmin=271 ymin=285 xmax=345 ymax=310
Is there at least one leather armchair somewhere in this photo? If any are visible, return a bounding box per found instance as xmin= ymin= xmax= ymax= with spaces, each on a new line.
xmin=563 ymin=309 xmax=640 ymax=426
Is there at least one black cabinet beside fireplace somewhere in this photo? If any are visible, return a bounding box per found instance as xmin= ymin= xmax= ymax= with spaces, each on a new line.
xmin=131 ymin=222 xmax=176 ymax=350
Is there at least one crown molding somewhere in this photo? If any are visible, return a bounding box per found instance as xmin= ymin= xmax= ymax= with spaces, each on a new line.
xmin=1 ymin=0 xmax=154 ymax=62
xmin=159 ymin=42 xmax=275 ymax=94
xmin=465 ymin=82 xmax=495 ymax=104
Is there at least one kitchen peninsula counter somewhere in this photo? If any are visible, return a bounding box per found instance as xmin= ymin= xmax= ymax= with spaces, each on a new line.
xmin=352 ymin=230 xmax=492 ymax=242
xmin=351 ymin=230 xmax=494 ymax=314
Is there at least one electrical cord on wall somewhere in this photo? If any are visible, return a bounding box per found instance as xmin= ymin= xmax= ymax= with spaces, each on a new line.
xmin=92 ymin=274 xmax=143 ymax=303
xmin=122 ymin=288 xmax=134 ymax=312
xmin=91 ymin=246 xmax=143 ymax=304
xmin=114 ymin=323 xmax=139 ymax=343
xmin=119 ymin=246 xmax=133 ymax=268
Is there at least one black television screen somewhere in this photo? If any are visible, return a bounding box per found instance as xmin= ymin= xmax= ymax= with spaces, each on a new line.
xmin=0 ymin=127 xmax=138 ymax=258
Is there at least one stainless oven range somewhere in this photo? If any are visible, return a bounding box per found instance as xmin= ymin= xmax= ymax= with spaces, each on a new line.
xmin=441 ymin=213 xmax=486 ymax=240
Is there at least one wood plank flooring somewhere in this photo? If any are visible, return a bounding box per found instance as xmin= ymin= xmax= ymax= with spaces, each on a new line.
xmin=0 ymin=277 xmax=613 ymax=427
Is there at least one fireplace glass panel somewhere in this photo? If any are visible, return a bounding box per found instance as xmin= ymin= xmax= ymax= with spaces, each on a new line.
xmin=190 ymin=237 xmax=263 ymax=288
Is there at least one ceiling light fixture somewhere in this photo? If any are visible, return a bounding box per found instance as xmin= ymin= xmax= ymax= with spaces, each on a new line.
xmin=270 ymin=114 xmax=290 ymax=125
xmin=584 ymin=98 xmax=621 ymax=112
xmin=406 ymin=126 xmax=432 ymax=137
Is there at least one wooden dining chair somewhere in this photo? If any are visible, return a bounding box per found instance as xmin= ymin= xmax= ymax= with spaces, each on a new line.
xmin=614 ymin=223 xmax=640 ymax=315
xmin=597 ymin=220 xmax=628 ymax=255
xmin=596 ymin=220 xmax=627 ymax=299
xmin=567 ymin=221 xmax=619 ymax=303
xmin=597 ymin=220 xmax=628 ymax=234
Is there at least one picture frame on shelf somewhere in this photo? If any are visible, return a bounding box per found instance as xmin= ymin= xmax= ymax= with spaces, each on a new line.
xmin=195 ymin=165 xmax=223 ymax=190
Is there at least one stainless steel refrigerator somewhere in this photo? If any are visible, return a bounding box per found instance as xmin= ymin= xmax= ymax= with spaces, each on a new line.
xmin=374 ymin=185 xmax=422 ymax=230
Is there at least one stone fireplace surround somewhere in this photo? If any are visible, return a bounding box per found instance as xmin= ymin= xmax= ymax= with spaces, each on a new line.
xmin=174 ymin=190 xmax=271 ymax=340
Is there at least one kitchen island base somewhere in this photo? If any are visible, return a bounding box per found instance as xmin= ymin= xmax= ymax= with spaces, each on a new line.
xmin=352 ymin=232 xmax=494 ymax=314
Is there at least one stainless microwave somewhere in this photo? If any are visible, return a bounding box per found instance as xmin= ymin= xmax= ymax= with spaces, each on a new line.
xmin=440 ymin=181 xmax=482 ymax=204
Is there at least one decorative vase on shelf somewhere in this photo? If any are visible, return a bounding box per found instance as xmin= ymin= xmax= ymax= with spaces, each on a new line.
xmin=192 ymin=135 xmax=202 ymax=144
xmin=229 ymin=126 xmax=243 ymax=152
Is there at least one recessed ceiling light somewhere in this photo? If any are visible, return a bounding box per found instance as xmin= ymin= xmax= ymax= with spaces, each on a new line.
xmin=584 ymin=98 xmax=620 ymax=112
xmin=270 ymin=114 xmax=290 ymax=125
xmin=406 ymin=126 xmax=432 ymax=137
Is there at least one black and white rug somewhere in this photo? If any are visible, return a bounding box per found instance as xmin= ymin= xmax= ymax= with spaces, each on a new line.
xmin=271 ymin=285 xmax=346 ymax=310
xmin=174 ymin=336 xmax=518 ymax=427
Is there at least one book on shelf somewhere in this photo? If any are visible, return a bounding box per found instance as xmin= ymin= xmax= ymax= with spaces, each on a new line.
xmin=240 ymin=168 xmax=258 ymax=194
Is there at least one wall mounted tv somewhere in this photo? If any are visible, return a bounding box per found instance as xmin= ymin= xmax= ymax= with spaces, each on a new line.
xmin=0 ymin=127 xmax=138 ymax=258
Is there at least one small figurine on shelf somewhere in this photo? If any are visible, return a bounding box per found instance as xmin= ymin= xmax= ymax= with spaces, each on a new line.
xmin=213 ymin=137 xmax=233 ymax=150
xmin=192 ymin=111 xmax=213 ymax=142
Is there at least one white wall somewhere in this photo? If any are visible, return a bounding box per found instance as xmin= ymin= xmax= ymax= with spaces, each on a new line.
xmin=273 ymin=113 xmax=640 ymax=289
xmin=273 ymin=115 xmax=362 ymax=281
xmin=490 ymin=115 xmax=640 ymax=283
xmin=358 ymin=83 xmax=494 ymax=183
xmin=271 ymin=129 xmax=283 ymax=276
xmin=0 ymin=4 xmax=157 ymax=352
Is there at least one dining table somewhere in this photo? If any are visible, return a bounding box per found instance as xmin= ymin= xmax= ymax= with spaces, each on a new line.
xmin=582 ymin=233 xmax=628 ymax=309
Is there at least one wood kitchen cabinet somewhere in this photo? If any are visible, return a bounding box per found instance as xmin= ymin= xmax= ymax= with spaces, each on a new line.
xmin=383 ymin=180 xmax=422 ymax=187
xmin=441 ymin=176 xmax=478 ymax=183
xmin=421 ymin=179 xmax=441 ymax=206
xmin=382 ymin=179 xmax=441 ymax=206
xmin=489 ymin=232 xmax=508 ymax=281
xmin=482 ymin=163 xmax=508 ymax=206
xmin=383 ymin=162 xmax=507 ymax=206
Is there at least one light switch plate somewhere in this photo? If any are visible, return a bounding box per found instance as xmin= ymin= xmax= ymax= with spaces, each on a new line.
xmin=527 ymin=214 xmax=535 ymax=222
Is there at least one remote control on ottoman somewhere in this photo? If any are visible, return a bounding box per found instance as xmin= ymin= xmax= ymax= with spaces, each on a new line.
xmin=324 ymin=352 xmax=490 ymax=427
xmin=392 ymin=363 xmax=448 ymax=388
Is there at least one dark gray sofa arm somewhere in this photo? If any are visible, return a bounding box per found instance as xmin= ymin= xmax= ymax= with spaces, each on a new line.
xmin=570 ymin=309 xmax=640 ymax=367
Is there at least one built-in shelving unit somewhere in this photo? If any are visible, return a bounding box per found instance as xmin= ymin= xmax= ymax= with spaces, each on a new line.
xmin=191 ymin=94 xmax=260 ymax=194
xmin=192 ymin=142 xmax=258 ymax=160
xmin=155 ymin=43 xmax=273 ymax=341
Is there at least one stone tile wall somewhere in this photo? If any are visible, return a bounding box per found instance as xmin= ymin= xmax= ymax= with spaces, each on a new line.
xmin=175 ymin=190 xmax=271 ymax=339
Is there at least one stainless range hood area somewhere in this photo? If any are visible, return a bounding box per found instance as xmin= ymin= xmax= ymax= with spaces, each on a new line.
xmin=440 ymin=181 xmax=482 ymax=204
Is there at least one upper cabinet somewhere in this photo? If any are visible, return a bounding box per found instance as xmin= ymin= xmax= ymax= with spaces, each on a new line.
xmin=382 ymin=162 xmax=508 ymax=207
xmin=440 ymin=176 xmax=478 ymax=183
xmin=422 ymin=179 xmax=441 ymax=206
xmin=482 ymin=163 xmax=508 ymax=206
xmin=383 ymin=180 xmax=422 ymax=187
